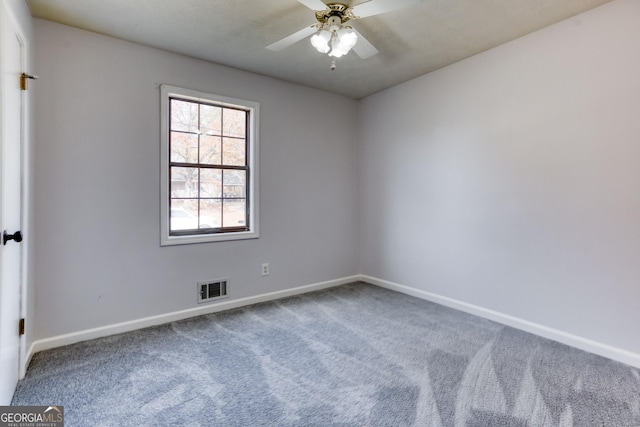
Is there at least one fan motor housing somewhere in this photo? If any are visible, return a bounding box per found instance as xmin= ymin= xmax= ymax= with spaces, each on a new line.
xmin=315 ymin=3 xmax=354 ymax=24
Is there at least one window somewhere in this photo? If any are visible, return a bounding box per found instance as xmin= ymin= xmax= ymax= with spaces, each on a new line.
xmin=160 ymin=85 xmax=259 ymax=245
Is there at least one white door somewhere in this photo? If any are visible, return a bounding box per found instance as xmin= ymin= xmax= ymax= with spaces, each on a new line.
xmin=0 ymin=4 xmax=25 ymax=405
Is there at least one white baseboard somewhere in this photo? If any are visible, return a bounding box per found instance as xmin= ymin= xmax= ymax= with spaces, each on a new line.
xmin=361 ymin=275 xmax=640 ymax=369
xmin=29 ymin=275 xmax=359 ymax=358
xmin=28 ymin=274 xmax=640 ymax=370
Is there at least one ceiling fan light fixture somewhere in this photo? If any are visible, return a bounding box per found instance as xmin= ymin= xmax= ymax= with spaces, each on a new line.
xmin=328 ymin=27 xmax=357 ymax=58
xmin=337 ymin=27 xmax=357 ymax=51
xmin=329 ymin=37 xmax=346 ymax=57
xmin=310 ymin=29 xmax=331 ymax=54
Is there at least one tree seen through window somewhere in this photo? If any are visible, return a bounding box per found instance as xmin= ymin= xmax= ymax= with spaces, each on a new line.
xmin=169 ymin=98 xmax=249 ymax=234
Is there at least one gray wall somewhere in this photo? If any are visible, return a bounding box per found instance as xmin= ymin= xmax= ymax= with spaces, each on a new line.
xmin=358 ymin=0 xmax=640 ymax=354
xmin=31 ymin=0 xmax=640 ymax=361
xmin=32 ymin=20 xmax=359 ymax=339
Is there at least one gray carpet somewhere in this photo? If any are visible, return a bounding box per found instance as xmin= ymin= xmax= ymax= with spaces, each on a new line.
xmin=12 ymin=282 xmax=640 ymax=426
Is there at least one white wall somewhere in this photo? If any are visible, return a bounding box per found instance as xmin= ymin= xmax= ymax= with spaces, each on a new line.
xmin=32 ymin=20 xmax=359 ymax=340
xmin=358 ymin=0 xmax=640 ymax=355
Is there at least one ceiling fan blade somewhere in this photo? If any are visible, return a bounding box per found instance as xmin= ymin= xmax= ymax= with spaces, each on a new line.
xmin=352 ymin=0 xmax=421 ymax=19
xmin=266 ymin=25 xmax=319 ymax=51
xmin=352 ymin=29 xmax=379 ymax=59
xmin=297 ymin=0 xmax=328 ymax=11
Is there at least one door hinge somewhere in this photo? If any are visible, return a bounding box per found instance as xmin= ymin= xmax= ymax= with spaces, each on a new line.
xmin=20 ymin=73 xmax=38 ymax=91
xmin=19 ymin=318 xmax=25 ymax=336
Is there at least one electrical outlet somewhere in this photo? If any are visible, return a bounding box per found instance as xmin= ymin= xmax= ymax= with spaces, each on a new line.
xmin=261 ymin=263 xmax=270 ymax=276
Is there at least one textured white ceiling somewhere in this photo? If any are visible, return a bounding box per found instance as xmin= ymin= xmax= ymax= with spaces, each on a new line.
xmin=27 ymin=0 xmax=614 ymax=99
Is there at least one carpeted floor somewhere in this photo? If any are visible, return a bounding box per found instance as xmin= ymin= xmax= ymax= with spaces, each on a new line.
xmin=12 ymin=282 xmax=640 ymax=426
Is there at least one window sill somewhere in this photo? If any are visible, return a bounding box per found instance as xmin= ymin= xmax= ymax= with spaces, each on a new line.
xmin=161 ymin=229 xmax=259 ymax=246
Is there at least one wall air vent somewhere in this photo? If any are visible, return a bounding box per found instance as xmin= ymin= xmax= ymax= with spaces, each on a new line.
xmin=197 ymin=279 xmax=228 ymax=304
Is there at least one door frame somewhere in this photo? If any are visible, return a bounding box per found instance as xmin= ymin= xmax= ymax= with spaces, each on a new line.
xmin=17 ymin=17 xmax=30 ymax=381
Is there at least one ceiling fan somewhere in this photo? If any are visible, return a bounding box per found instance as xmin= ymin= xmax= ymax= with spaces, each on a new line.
xmin=267 ymin=0 xmax=422 ymax=70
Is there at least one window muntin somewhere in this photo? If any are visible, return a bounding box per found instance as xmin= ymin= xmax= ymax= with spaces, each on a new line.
xmin=161 ymin=85 xmax=259 ymax=245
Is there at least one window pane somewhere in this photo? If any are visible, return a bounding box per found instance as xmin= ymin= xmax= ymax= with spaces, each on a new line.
xmin=200 ymin=199 xmax=222 ymax=229
xmin=223 ymin=137 xmax=246 ymax=166
xmin=171 ymin=167 xmax=199 ymax=198
xmin=223 ymin=170 xmax=246 ymax=198
xmin=200 ymin=104 xmax=221 ymax=136
xmin=223 ymin=109 xmax=246 ymax=138
xmin=170 ymin=132 xmax=198 ymax=163
xmin=200 ymin=135 xmax=221 ymax=165
xmin=171 ymin=99 xmax=198 ymax=133
xmin=170 ymin=199 xmax=199 ymax=231
xmin=223 ymin=199 xmax=246 ymax=228
xmin=200 ymin=168 xmax=222 ymax=198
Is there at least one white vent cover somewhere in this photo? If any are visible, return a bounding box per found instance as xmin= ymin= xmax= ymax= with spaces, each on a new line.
xmin=197 ymin=279 xmax=228 ymax=304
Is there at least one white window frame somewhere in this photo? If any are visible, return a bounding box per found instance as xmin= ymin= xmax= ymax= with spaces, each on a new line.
xmin=160 ymin=85 xmax=259 ymax=245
